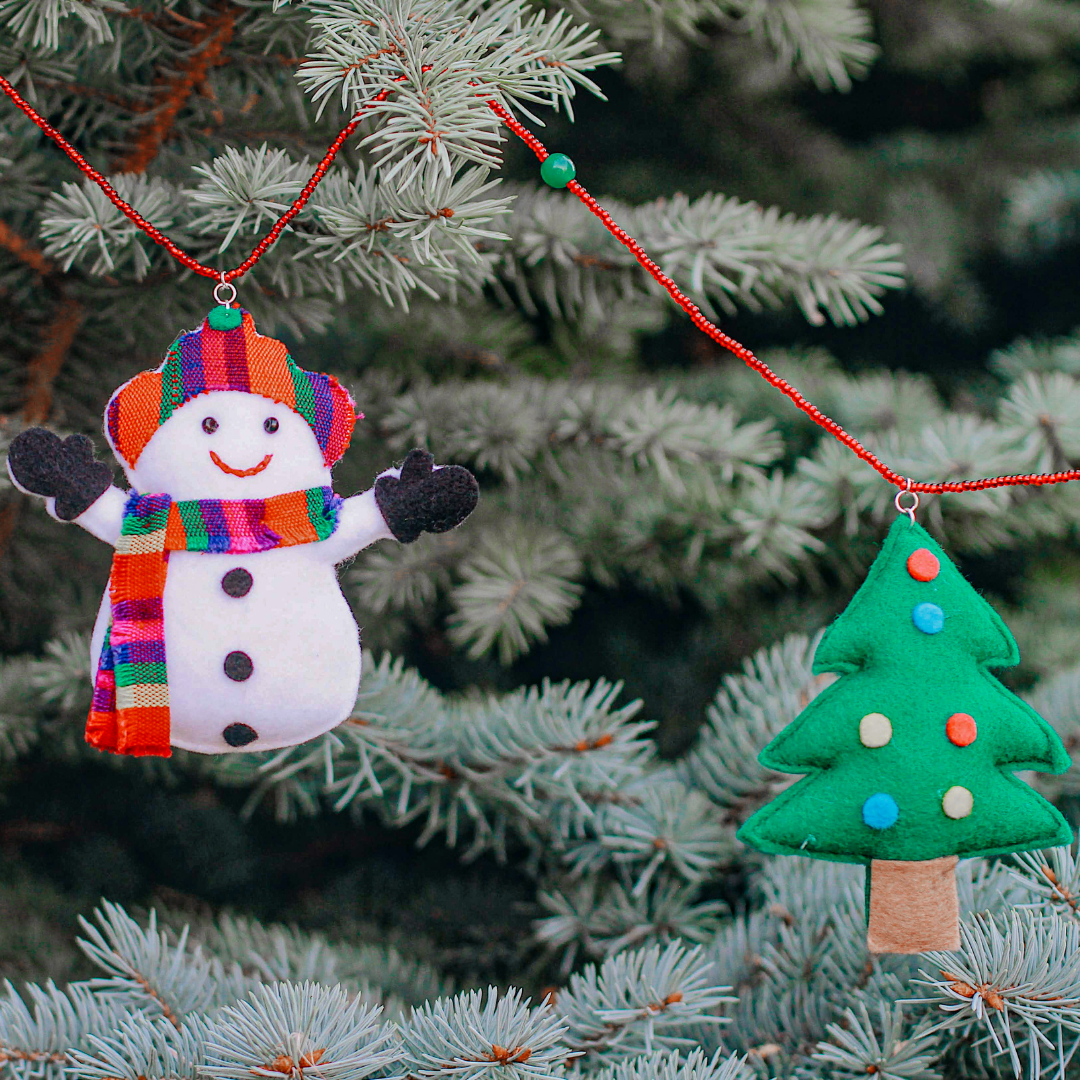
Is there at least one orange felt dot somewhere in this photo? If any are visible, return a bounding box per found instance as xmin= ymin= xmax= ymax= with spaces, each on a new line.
xmin=946 ymin=713 xmax=977 ymax=747
xmin=907 ymin=548 xmax=940 ymax=582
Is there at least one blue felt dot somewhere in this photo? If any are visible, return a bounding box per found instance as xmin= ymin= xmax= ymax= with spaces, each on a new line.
xmin=912 ymin=602 xmax=945 ymax=634
xmin=862 ymin=793 xmax=899 ymax=830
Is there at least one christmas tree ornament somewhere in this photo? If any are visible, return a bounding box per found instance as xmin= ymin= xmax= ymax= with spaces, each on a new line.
xmin=6 ymin=303 xmax=478 ymax=757
xmin=737 ymin=502 xmax=1072 ymax=953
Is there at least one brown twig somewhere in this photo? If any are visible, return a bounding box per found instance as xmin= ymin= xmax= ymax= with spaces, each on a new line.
xmin=112 ymin=4 xmax=240 ymax=173
xmin=22 ymin=296 xmax=84 ymax=424
xmin=940 ymin=971 xmax=1006 ymax=1011
xmin=1039 ymin=864 xmax=1080 ymax=917
xmin=0 ymin=1045 xmax=69 ymax=1065
xmin=131 ymin=969 xmax=183 ymax=1028
xmin=483 ymin=1046 xmax=532 ymax=1065
xmin=0 ymin=228 xmax=81 ymax=564
xmin=341 ymin=43 xmax=400 ymax=72
xmin=0 ymin=498 xmax=23 ymax=564
xmin=0 ymin=220 xmax=52 ymax=275
xmin=268 ymin=1049 xmax=326 ymax=1074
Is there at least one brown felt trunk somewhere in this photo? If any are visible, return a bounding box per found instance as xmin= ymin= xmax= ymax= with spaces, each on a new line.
xmin=867 ymin=855 xmax=960 ymax=954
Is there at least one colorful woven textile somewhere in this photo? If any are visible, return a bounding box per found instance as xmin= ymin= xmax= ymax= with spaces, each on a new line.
xmin=106 ymin=309 xmax=356 ymax=467
xmin=88 ymin=487 xmax=342 ymax=757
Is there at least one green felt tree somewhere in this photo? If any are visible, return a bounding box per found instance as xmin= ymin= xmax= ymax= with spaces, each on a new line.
xmin=738 ymin=514 xmax=1073 ymax=953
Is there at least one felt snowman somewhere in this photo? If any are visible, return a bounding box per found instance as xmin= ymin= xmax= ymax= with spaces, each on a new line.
xmin=5 ymin=306 xmax=478 ymax=757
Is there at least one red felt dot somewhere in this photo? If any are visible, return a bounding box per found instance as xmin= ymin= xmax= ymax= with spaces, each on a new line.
xmin=946 ymin=713 xmax=977 ymax=747
xmin=907 ymin=548 xmax=940 ymax=582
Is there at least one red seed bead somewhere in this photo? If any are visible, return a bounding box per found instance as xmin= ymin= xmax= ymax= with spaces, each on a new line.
xmin=907 ymin=548 xmax=940 ymax=582
xmin=946 ymin=713 xmax=977 ymax=747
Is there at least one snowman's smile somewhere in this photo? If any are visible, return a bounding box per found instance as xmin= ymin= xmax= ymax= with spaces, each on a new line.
xmin=210 ymin=451 xmax=273 ymax=477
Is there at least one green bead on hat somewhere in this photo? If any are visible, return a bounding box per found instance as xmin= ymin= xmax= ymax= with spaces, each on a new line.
xmin=207 ymin=304 xmax=243 ymax=331
xmin=540 ymin=153 xmax=576 ymax=189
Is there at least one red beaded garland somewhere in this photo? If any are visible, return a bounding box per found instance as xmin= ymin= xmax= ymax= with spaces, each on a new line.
xmin=946 ymin=713 xmax=977 ymax=747
xmin=0 ymin=72 xmax=401 ymax=283
xmin=486 ymin=98 xmax=1080 ymax=497
xmin=8 ymin=69 xmax=1080 ymax=498
xmin=906 ymin=548 xmax=940 ymax=582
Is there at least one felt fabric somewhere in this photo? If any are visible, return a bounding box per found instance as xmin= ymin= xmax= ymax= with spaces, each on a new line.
xmin=80 ymin=462 xmax=462 ymax=755
xmin=128 ymin=390 xmax=335 ymax=503
xmin=867 ymin=856 xmax=960 ymax=954
xmin=224 ymin=650 xmax=253 ymax=681
xmin=6 ymin=308 xmax=480 ymax=756
xmin=738 ymin=518 xmax=1073 ymax=865
xmin=106 ymin=309 xmax=355 ymax=468
xmin=221 ymin=568 xmax=253 ymax=597
xmin=87 ymin=537 xmax=369 ymax=755
xmin=222 ymin=722 xmax=258 ymax=747
xmin=374 ymin=449 xmax=480 ymax=544
xmin=7 ymin=429 xmax=112 ymax=520
xmin=88 ymin=487 xmax=341 ymax=757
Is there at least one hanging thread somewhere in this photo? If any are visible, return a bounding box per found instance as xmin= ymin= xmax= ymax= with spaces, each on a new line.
xmin=3 ymin=72 xmax=1078 ymax=496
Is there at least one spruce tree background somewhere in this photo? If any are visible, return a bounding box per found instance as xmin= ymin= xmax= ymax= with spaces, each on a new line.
xmin=4 ymin=1 xmax=1080 ymax=1078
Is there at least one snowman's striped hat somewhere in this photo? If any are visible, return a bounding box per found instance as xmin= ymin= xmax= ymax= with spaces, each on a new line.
xmin=106 ymin=308 xmax=357 ymax=468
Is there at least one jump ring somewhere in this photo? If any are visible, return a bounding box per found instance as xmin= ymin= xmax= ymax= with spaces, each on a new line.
xmin=894 ymin=482 xmax=919 ymax=525
xmin=213 ymin=273 xmax=237 ymax=306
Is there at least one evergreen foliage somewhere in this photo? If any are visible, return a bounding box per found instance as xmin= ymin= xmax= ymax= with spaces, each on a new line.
xmin=5 ymin=2 xmax=1080 ymax=1080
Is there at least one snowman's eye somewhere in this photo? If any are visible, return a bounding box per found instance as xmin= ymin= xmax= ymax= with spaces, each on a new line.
xmin=202 ymin=417 xmax=218 ymax=434
xmin=264 ymin=417 xmax=279 ymax=434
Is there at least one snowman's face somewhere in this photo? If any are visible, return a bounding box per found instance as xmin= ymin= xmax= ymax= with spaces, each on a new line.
xmin=127 ymin=390 xmax=332 ymax=500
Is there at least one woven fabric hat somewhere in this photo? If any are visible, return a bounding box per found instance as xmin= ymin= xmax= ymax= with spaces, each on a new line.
xmin=106 ymin=307 xmax=357 ymax=468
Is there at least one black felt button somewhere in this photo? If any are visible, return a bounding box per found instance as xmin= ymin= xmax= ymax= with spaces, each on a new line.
xmin=222 ymin=722 xmax=258 ymax=747
xmin=224 ymin=651 xmax=253 ymax=681
xmin=221 ymin=568 xmax=253 ymax=597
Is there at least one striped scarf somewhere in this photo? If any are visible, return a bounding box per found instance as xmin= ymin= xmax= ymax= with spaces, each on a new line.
xmin=88 ymin=487 xmax=341 ymax=757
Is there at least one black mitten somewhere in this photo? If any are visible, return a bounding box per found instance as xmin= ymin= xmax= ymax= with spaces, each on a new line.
xmin=374 ymin=448 xmax=479 ymax=544
xmin=7 ymin=428 xmax=112 ymax=521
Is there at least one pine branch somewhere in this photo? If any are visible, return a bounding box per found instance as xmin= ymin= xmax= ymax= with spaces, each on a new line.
xmin=76 ymin=902 xmax=225 ymax=1025
xmin=0 ymin=981 xmax=131 ymax=1080
xmin=536 ymin=879 xmax=726 ymax=974
xmin=200 ymin=654 xmax=655 ymax=865
xmin=592 ymin=1048 xmax=753 ymax=1080
xmin=499 ymin=187 xmax=904 ymax=328
xmin=679 ymin=633 xmax=826 ymax=825
xmin=183 ymin=911 xmax=453 ymax=1007
xmin=812 ymin=1003 xmax=942 ymax=1080
xmin=111 ymin=4 xmax=242 ymax=174
xmin=1009 ymin=845 xmax=1080 ymax=921
xmin=913 ymin=912 xmax=1080 ymax=1080
xmin=399 ymin=987 xmax=567 ymax=1080
xmin=557 ymin=942 xmax=730 ymax=1060
xmin=202 ymin=983 xmax=396 ymax=1080
xmin=719 ymin=0 xmax=878 ymax=93
xmin=0 ymin=0 xmax=124 ymax=51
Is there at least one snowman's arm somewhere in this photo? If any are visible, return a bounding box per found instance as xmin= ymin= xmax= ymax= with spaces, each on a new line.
xmin=7 ymin=427 xmax=123 ymax=544
xmin=320 ymin=450 xmax=479 ymax=564
xmin=71 ymin=485 xmax=129 ymax=546
xmin=319 ymin=484 xmax=396 ymax=565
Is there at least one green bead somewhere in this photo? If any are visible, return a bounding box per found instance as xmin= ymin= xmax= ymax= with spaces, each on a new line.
xmin=540 ymin=153 xmax=576 ymax=189
xmin=208 ymin=305 xmax=243 ymax=330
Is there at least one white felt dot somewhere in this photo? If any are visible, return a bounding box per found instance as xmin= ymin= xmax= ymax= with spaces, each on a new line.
xmin=859 ymin=712 xmax=892 ymax=748
xmin=942 ymin=786 xmax=974 ymax=819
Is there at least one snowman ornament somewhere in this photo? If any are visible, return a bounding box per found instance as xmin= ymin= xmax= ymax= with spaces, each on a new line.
xmin=5 ymin=306 xmax=478 ymax=757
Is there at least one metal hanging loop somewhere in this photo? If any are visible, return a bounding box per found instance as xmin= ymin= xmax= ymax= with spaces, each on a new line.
xmin=213 ymin=272 xmax=237 ymax=306
xmin=894 ymin=479 xmax=919 ymax=525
